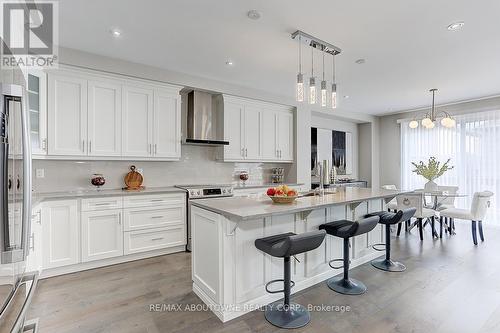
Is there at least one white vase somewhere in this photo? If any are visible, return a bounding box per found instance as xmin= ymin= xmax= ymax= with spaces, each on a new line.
xmin=424 ymin=180 xmax=438 ymax=192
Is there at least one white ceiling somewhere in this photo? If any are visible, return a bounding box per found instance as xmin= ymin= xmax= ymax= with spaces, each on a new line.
xmin=59 ymin=0 xmax=500 ymax=115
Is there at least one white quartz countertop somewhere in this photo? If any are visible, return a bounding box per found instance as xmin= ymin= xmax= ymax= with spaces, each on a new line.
xmin=32 ymin=186 xmax=186 ymax=206
xmin=191 ymin=187 xmax=411 ymax=221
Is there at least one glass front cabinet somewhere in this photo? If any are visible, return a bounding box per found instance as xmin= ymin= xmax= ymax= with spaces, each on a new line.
xmin=26 ymin=70 xmax=47 ymax=155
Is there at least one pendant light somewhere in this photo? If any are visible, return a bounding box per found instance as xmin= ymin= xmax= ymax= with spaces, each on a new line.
xmin=409 ymin=89 xmax=456 ymax=129
xmin=296 ymin=35 xmax=304 ymax=102
xmin=309 ymin=46 xmax=316 ymax=104
xmin=331 ymin=55 xmax=337 ymax=109
xmin=321 ymin=50 xmax=327 ymax=107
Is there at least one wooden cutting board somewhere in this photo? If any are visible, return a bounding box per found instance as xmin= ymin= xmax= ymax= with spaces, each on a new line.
xmin=124 ymin=165 xmax=143 ymax=190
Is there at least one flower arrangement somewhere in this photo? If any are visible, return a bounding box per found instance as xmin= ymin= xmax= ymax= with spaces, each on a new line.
xmin=411 ymin=157 xmax=454 ymax=181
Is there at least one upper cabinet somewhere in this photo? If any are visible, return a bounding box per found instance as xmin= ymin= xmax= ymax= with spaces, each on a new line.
xmin=121 ymin=85 xmax=153 ymax=157
xmin=27 ymin=70 xmax=47 ymax=155
xmin=45 ymin=66 xmax=182 ymax=160
xmin=220 ymin=95 xmax=294 ymax=163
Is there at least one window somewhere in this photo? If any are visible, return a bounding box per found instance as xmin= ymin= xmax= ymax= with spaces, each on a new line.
xmin=401 ymin=110 xmax=500 ymax=224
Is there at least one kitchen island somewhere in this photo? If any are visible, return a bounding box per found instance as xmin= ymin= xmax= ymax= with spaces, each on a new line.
xmin=190 ymin=187 xmax=410 ymax=322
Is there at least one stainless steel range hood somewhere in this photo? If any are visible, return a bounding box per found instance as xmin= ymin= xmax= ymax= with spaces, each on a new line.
xmin=185 ymin=90 xmax=229 ymax=146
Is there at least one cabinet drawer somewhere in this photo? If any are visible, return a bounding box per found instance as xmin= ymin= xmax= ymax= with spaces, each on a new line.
xmin=123 ymin=193 xmax=185 ymax=208
xmin=124 ymin=226 xmax=185 ymax=255
xmin=81 ymin=196 xmax=123 ymax=211
xmin=123 ymin=206 xmax=184 ymax=231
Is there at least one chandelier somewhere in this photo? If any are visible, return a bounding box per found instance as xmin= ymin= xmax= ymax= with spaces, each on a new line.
xmin=291 ymin=30 xmax=341 ymax=109
xmin=409 ymin=89 xmax=456 ymax=129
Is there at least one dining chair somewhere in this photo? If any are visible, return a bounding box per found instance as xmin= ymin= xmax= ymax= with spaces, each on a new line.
xmin=382 ymin=185 xmax=398 ymax=211
xmin=396 ymin=193 xmax=436 ymax=240
xmin=433 ymin=185 xmax=459 ymax=234
xmin=440 ymin=191 xmax=494 ymax=245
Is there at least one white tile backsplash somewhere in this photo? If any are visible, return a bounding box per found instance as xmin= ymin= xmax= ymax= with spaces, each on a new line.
xmin=33 ymin=145 xmax=293 ymax=192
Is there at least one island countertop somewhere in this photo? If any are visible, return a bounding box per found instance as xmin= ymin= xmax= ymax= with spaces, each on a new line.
xmin=190 ymin=187 xmax=412 ymax=221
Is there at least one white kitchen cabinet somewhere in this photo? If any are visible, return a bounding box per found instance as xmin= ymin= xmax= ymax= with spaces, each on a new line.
xmin=41 ymin=199 xmax=79 ymax=269
xmin=221 ymin=95 xmax=294 ymax=162
xmin=87 ymin=79 xmax=122 ymax=156
xmin=124 ymin=226 xmax=185 ymax=255
xmin=47 ymin=72 xmax=88 ymax=156
xmin=27 ymin=70 xmax=47 ymax=155
xmin=243 ymin=105 xmax=262 ymax=160
xmin=152 ymin=88 xmax=181 ymax=159
xmin=81 ymin=209 xmax=123 ymax=262
xmin=223 ymin=101 xmax=245 ymax=160
xmin=121 ymin=85 xmax=153 ymax=157
xmin=276 ymin=111 xmax=294 ymax=161
xmin=26 ymin=207 xmax=43 ymax=272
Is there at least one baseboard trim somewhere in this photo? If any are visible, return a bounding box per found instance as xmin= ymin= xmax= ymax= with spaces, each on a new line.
xmin=40 ymin=245 xmax=186 ymax=279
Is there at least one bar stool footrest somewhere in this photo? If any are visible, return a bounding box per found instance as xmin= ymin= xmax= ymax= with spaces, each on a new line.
xmin=265 ymin=279 xmax=296 ymax=294
xmin=372 ymin=243 xmax=386 ymax=252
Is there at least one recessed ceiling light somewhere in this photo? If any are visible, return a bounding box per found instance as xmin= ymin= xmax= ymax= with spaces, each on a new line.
xmin=355 ymin=59 xmax=366 ymax=64
xmin=110 ymin=28 xmax=122 ymax=37
xmin=225 ymin=60 xmax=234 ymax=66
xmin=447 ymin=21 xmax=464 ymax=31
xmin=343 ymin=95 xmax=350 ymax=99
xmin=247 ymin=10 xmax=262 ymax=20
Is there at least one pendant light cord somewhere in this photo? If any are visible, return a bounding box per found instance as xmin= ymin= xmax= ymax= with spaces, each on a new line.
xmin=298 ymin=35 xmax=302 ymax=73
xmin=322 ymin=50 xmax=325 ymax=80
xmin=332 ymin=55 xmax=336 ymax=83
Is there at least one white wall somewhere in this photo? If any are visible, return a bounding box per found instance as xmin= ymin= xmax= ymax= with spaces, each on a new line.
xmin=378 ymin=95 xmax=500 ymax=188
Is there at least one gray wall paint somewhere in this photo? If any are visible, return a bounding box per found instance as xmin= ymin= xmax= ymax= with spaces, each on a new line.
xmin=378 ymin=96 xmax=500 ymax=188
xmin=358 ymin=123 xmax=372 ymax=185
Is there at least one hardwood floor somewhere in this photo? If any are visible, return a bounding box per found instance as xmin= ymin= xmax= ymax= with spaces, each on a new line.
xmin=28 ymin=222 xmax=500 ymax=333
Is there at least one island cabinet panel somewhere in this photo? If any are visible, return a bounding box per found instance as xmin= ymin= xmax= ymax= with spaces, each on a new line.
xmin=234 ymin=218 xmax=266 ymax=304
xmin=367 ymin=200 xmax=384 ymax=248
xmin=300 ymin=209 xmax=329 ymax=278
xmin=191 ymin=207 xmax=221 ymax=304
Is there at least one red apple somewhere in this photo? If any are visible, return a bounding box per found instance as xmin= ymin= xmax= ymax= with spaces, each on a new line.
xmin=267 ymin=188 xmax=276 ymax=196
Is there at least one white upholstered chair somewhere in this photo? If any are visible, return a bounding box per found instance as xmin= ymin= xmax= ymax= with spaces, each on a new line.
xmin=396 ymin=193 xmax=436 ymax=241
xmin=382 ymin=185 xmax=398 ymax=211
xmin=440 ymin=191 xmax=494 ymax=245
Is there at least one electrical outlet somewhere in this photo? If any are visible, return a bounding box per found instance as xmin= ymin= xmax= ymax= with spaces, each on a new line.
xmin=36 ymin=169 xmax=45 ymax=178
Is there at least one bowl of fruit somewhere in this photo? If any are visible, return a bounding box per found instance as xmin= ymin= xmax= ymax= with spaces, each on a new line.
xmin=266 ymin=185 xmax=298 ymax=204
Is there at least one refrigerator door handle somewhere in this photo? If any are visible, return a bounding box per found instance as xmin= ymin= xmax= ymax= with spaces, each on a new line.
xmin=20 ymin=89 xmax=32 ymax=261
xmin=9 ymin=272 xmax=39 ymax=333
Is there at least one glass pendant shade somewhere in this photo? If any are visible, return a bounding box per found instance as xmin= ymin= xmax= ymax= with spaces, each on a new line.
xmin=449 ymin=118 xmax=456 ymax=127
xmin=309 ymin=77 xmax=316 ymax=104
xmin=321 ymin=80 xmax=327 ymax=107
xmin=331 ymin=83 xmax=337 ymax=109
xmin=426 ymin=121 xmax=435 ymax=129
xmin=296 ymin=73 xmax=304 ymax=102
xmin=409 ymin=120 xmax=419 ymax=129
xmin=421 ymin=117 xmax=432 ymax=127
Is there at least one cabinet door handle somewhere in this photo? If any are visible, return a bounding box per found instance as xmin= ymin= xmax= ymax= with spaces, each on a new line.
xmin=89 ymin=140 xmax=92 ymax=153
xmin=42 ymin=138 xmax=47 ymax=150
xmin=94 ymin=202 xmax=112 ymax=206
xmin=29 ymin=234 xmax=34 ymax=251
xmin=151 ymin=237 xmax=164 ymax=241
xmin=82 ymin=140 xmax=85 ymax=152
xmin=151 ymin=216 xmax=164 ymax=219
xmin=245 ymin=148 xmax=248 ymax=157
xmin=118 ymin=214 xmax=122 ymax=225
xmin=154 ymin=144 xmax=157 ymax=155
xmin=241 ymin=148 xmax=245 ymax=157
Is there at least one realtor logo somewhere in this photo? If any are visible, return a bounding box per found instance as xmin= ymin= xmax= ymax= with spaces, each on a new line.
xmin=1 ymin=0 xmax=58 ymax=68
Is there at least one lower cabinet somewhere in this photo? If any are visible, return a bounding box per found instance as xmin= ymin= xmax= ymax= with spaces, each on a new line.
xmin=39 ymin=193 xmax=186 ymax=274
xmin=81 ymin=209 xmax=124 ymax=262
xmin=124 ymin=226 xmax=185 ymax=255
xmin=26 ymin=206 xmax=43 ymax=272
xmin=41 ymin=200 xmax=79 ymax=270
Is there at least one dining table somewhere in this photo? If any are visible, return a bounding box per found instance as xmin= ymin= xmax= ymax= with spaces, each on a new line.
xmin=413 ymin=189 xmax=468 ymax=236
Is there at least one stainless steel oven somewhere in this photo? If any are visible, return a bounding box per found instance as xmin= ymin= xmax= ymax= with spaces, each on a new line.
xmin=175 ymin=184 xmax=233 ymax=251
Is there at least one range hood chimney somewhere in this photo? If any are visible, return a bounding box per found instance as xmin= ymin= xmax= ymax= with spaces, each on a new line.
xmin=185 ymin=91 xmax=229 ymax=146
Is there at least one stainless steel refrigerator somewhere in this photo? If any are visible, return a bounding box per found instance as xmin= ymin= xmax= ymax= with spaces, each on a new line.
xmin=0 ymin=63 xmax=37 ymax=332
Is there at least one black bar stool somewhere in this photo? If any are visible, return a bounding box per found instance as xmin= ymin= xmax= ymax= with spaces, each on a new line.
xmin=365 ymin=208 xmax=416 ymax=272
xmin=255 ymin=230 xmax=326 ymax=329
xmin=319 ymin=216 xmax=379 ymax=295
